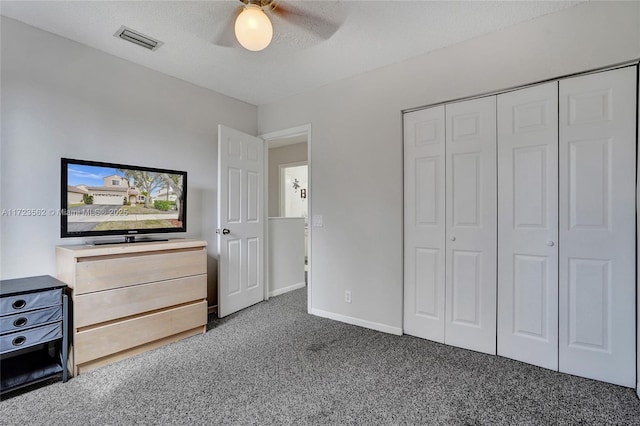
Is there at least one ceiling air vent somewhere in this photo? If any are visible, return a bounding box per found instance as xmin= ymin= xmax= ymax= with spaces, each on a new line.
xmin=114 ymin=26 xmax=163 ymax=51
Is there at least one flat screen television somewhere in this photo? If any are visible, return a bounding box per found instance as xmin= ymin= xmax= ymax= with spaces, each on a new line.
xmin=61 ymin=158 xmax=187 ymax=241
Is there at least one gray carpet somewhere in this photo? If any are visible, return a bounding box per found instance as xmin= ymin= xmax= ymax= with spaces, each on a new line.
xmin=2 ymin=287 xmax=640 ymax=425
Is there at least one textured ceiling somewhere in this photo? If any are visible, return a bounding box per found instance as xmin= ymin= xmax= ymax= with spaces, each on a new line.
xmin=0 ymin=1 xmax=583 ymax=106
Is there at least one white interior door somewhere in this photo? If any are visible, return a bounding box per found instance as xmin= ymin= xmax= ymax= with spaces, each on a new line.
xmin=497 ymin=82 xmax=559 ymax=370
xmin=559 ymin=66 xmax=636 ymax=387
xmin=217 ymin=125 xmax=265 ymax=318
xmin=403 ymin=105 xmax=446 ymax=342
xmin=445 ymin=96 xmax=497 ymax=354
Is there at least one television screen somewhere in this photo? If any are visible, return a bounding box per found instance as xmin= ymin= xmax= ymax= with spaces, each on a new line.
xmin=61 ymin=158 xmax=187 ymax=238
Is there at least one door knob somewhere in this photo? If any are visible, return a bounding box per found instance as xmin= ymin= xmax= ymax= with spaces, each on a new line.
xmin=450 ymin=235 xmax=456 ymax=242
xmin=546 ymin=241 xmax=555 ymax=247
xmin=216 ymin=228 xmax=231 ymax=235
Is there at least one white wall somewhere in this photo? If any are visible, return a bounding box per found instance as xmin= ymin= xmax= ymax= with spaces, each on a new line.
xmin=257 ymin=2 xmax=640 ymax=334
xmin=0 ymin=17 xmax=258 ymax=307
xmin=268 ymin=142 xmax=307 ymax=217
xmin=268 ymin=217 xmax=306 ymax=297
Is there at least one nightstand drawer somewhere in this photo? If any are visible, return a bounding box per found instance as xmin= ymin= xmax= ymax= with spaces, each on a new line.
xmin=0 ymin=289 xmax=62 ymax=315
xmin=0 ymin=306 xmax=62 ymax=334
xmin=0 ymin=322 xmax=62 ymax=354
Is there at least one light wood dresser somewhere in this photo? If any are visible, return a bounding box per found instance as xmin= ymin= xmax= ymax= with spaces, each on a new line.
xmin=56 ymin=239 xmax=207 ymax=375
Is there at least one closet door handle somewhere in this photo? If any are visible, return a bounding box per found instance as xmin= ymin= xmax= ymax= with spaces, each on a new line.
xmin=450 ymin=235 xmax=456 ymax=242
xmin=546 ymin=241 xmax=555 ymax=247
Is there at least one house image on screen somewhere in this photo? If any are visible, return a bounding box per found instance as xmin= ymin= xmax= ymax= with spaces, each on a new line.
xmin=153 ymin=185 xmax=177 ymax=202
xmin=67 ymin=174 xmax=142 ymax=206
xmin=66 ymin=185 xmax=89 ymax=204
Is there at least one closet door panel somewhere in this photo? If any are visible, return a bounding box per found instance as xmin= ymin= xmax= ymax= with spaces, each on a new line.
xmin=497 ymin=82 xmax=559 ymax=370
xmin=445 ymin=96 xmax=497 ymax=355
xmin=637 ymin=68 xmax=640 ymax=397
xmin=403 ymin=106 xmax=446 ymax=342
xmin=559 ymin=66 xmax=636 ymax=387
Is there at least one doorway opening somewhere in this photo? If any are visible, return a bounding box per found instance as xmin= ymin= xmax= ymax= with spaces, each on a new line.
xmin=279 ymin=162 xmax=309 ymax=282
xmin=261 ymin=125 xmax=312 ymax=312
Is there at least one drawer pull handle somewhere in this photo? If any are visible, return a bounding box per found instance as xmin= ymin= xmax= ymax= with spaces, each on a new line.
xmin=12 ymin=299 xmax=27 ymax=310
xmin=12 ymin=336 xmax=26 ymax=347
xmin=13 ymin=317 xmax=28 ymax=328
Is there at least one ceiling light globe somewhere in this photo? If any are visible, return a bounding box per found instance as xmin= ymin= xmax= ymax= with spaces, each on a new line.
xmin=234 ymin=5 xmax=273 ymax=52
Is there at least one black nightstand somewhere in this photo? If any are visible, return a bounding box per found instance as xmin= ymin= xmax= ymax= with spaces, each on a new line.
xmin=0 ymin=275 xmax=69 ymax=396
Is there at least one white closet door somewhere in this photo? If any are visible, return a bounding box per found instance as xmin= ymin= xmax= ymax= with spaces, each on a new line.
xmin=445 ymin=96 xmax=497 ymax=354
xmin=637 ymin=69 xmax=640 ymax=397
xmin=403 ymin=106 xmax=446 ymax=342
xmin=559 ymin=66 xmax=637 ymax=387
xmin=497 ymin=82 xmax=559 ymax=370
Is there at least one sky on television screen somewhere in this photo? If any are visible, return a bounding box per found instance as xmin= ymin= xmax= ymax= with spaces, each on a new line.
xmin=67 ymin=165 xmax=121 ymax=187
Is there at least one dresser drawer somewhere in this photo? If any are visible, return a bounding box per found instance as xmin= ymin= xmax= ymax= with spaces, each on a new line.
xmin=0 ymin=306 xmax=62 ymax=334
xmin=74 ymin=300 xmax=206 ymax=365
xmin=74 ymin=249 xmax=206 ymax=295
xmin=0 ymin=322 xmax=62 ymax=354
xmin=74 ymin=275 xmax=206 ymax=328
xmin=0 ymin=289 xmax=62 ymax=315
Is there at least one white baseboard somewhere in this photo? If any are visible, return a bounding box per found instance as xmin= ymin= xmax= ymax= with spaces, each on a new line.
xmin=269 ymin=281 xmax=306 ymax=298
xmin=310 ymin=308 xmax=403 ymax=336
xmin=637 ymin=382 xmax=640 ymax=399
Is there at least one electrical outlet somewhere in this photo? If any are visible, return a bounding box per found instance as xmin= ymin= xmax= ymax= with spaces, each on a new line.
xmin=312 ymin=214 xmax=323 ymax=227
xmin=344 ymin=290 xmax=351 ymax=303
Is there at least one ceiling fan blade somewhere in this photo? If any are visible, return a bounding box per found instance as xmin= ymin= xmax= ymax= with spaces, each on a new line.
xmin=212 ymin=5 xmax=243 ymax=47
xmin=270 ymin=2 xmax=342 ymax=40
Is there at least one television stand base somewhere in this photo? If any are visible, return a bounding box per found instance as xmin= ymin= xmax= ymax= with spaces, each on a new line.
xmin=91 ymin=236 xmax=170 ymax=246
